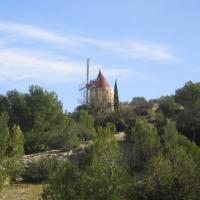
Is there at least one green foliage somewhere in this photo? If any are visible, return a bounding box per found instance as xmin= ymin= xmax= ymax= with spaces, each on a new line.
xmin=9 ymin=85 xmax=68 ymax=153
xmin=24 ymin=86 xmax=67 ymax=153
xmin=89 ymin=125 xmax=120 ymax=166
xmin=84 ymin=125 xmax=126 ymax=200
xmin=162 ymin=120 xmax=178 ymax=156
xmin=175 ymin=81 xmax=200 ymax=107
xmin=104 ymin=110 xmax=129 ymax=132
xmin=127 ymin=119 xmax=161 ymax=172
xmin=147 ymin=111 xmax=167 ymax=135
xmin=25 ymin=130 xmax=48 ymax=153
xmin=5 ymin=158 xmax=23 ymax=181
xmin=0 ymin=113 xmax=9 ymax=159
xmin=144 ymin=156 xmax=174 ymax=200
xmin=7 ymin=90 xmax=29 ymax=131
xmin=126 ymin=119 xmax=200 ymax=200
xmin=43 ymin=161 xmax=87 ymax=200
xmin=9 ymin=125 xmax=24 ymax=158
xmin=27 ymin=85 xmax=64 ymax=132
xmin=158 ymin=96 xmax=182 ymax=118
xmin=43 ymin=125 xmax=126 ymax=200
xmin=22 ymin=159 xmax=59 ymax=183
xmin=48 ymin=117 xmax=80 ymax=151
xmin=76 ymin=109 xmax=96 ymax=141
xmin=175 ymin=81 xmax=200 ymax=145
xmin=138 ymin=152 xmax=199 ymax=200
xmin=0 ymin=114 xmax=24 ymax=187
xmin=94 ymin=104 xmax=137 ymax=132
xmin=171 ymin=147 xmax=199 ymax=200
xmin=0 ymin=86 xmax=69 ymax=154
xmin=131 ymin=97 xmax=148 ymax=115
xmin=0 ymin=95 xmax=9 ymax=114
xmin=178 ymin=134 xmax=200 ymax=165
xmin=61 ymin=119 xmax=80 ymax=150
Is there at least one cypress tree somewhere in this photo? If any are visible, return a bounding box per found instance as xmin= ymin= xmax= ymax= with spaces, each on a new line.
xmin=114 ymin=80 xmax=119 ymax=111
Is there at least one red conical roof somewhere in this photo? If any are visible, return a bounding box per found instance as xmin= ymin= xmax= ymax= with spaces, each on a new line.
xmin=96 ymin=70 xmax=110 ymax=88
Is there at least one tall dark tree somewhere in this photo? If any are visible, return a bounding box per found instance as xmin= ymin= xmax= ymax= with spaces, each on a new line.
xmin=114 ymin=80 xmax=119 ymax=111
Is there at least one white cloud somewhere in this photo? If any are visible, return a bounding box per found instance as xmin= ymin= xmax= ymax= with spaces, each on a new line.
xmin=0 ymin=21 xmax=177 ymax=61
xmin=0 ymin=21 xmax=69 ymax=44
xmin=0 ymin=48 xmax=82 ymax=82
xmin=78 ymin=38 xmax=176 ymax=61
xmin=0 ymin=47 xmax=133 ymax=83
xmin=0 ymin=20 xmax=179 ymax=84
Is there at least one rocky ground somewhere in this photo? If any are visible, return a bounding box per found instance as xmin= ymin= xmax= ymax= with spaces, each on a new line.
xmin=21 ymin=132 xmax=125 ymax=165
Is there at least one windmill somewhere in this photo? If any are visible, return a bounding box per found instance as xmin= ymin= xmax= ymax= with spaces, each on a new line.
xmin=79 ymin=58 xmax=91 ymax=105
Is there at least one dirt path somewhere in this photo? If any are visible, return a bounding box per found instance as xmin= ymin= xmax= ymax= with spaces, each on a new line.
xmin=0 ymin=184 xmax=43 ymax=200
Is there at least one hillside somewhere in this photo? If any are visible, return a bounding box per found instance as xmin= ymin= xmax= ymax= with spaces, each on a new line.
xmin=0 ymin=82 xmax=200 ymax=200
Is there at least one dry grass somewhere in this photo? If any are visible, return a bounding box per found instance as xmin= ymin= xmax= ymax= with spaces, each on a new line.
xmin=0 ymin=183 xmax=43 ymax=200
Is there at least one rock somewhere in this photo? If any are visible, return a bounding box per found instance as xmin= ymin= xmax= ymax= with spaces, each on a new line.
xmin=15 ymin=177 xmax=23 ymax=183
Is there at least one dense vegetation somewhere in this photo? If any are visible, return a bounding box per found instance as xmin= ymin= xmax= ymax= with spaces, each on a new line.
xmin=0 ymin=81 xmax=200 ymax=199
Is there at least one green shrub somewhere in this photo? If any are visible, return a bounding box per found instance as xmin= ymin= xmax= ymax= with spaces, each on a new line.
xmin=5 ymin=158 xmax=23 ymax=182
xmin=21 ymin=158 xmax=59 ymax=183
xmin=126 ymin=118 xmax=161 ymax=172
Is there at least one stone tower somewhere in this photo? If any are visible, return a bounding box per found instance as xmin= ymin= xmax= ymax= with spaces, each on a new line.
xmin=89 ymin=70 xmax=114 ymax=112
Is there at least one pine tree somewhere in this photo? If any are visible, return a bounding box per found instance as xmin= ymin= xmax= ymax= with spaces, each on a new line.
xmin=114 ymin=80 xmax=119 ymax=111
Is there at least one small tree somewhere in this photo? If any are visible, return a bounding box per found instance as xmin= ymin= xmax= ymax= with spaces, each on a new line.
xmin=9 ymin=124 xmax=24 ymax=158
xmin=85 ymin=125 xmax=126 ymax=200
xmin=145 ymin=156 xmax=174 ymax=200
xmin=171 ymin=147 xmax=199 ymax=200
xmin=127 ymin=119 xmax=161 ymax=172
xmin=162 ymin=120 xmax=178 ymax=155
xmin=77 ymin=109 xmax=96 ymax=141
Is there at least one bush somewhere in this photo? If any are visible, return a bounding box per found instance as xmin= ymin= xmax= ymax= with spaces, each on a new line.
xmin=76 ymin=110 xmax=96 ymax=141
xmin=21 ymin=158 xmax=59 ymax=183
xmin=5 ymin=158 xmax=23 ymax=182
xmin=126 ymin=118 xmax=161 ymax=172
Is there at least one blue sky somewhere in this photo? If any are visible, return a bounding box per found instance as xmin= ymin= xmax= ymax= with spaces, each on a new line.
xmin=0 ymin=0 xmax=200 ymax=111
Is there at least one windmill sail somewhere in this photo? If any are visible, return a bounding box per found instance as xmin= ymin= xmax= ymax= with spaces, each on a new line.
xmin=79 ymin=58 xmax=90 ymax=105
